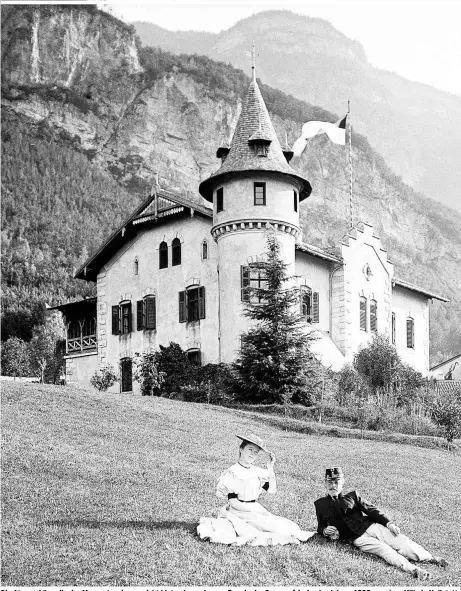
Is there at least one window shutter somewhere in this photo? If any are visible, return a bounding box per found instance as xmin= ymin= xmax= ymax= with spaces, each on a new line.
xmin=127 ymin=302 xmax=132 ymax=333
xmin=179 ymin=291 xmax=186 ymax=323
xmin=407 ymin=318 xmax=414 ymax=348
xmin=370 ymin=300 xmax=377 ymax=332
xmin=360 ymin=297 xmax=367 ymax=331
xmin=198 ymin=286 xmax=206 ymax=319
xmin=145 ymin=296 xmax=156 ymax=330
xmin=112 ymin=305 xmax=120 ymax=335
xmin=241 ymin=265 xmax=250 ymax=301
xmin=137 ymin=300 xmax=144 ymax=331
xmin=312 ymin=292 xmax=319 ymax=323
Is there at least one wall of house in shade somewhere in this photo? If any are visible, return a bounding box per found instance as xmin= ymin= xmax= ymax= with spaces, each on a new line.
xmin=65 ymin=351 xmax=98 ymax=388
xmin=391 ymin=285 xmax=430 ymax=374
xmin=96 ymin=215 xmax=220 ymax=393
xmin=293 ymin=250 xmax=331 ymax=334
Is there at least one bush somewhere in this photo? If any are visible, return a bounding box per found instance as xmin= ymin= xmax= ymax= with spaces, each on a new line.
xmin=154 ymin=342 xmax=196 ymax=395
xmin=133 ymin=351 xmax=165 ymax=396
xmin=90 ymin=365 xmax=118 ymax=391
xmin=431 ymin=394 xmax=461 ymax=447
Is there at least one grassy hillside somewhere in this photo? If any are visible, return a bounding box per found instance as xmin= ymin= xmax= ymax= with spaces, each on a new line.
xmin=2 ymin=383 xmax=459 ymax=585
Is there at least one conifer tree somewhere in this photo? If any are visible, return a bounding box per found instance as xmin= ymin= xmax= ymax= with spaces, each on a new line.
xmin=233 ymin=232 xmax=319 ymax=404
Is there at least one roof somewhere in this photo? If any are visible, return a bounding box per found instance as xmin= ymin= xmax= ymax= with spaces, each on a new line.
xmin=393 ymin=278 xmax=449 ymax=302
xmin=430 ymin=353 xmax=461 ymax=371
xmin=75 ymin=190 xmax=212 ymax=282
xmin=199 ymin=79 xmax=311 ymax=202
xmin=295 ymin=242 xmax=343 ymax=264
xmin=49 ymin=297 xmax=97 ymax=313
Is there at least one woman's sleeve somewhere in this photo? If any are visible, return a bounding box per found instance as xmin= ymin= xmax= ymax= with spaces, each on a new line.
xmin=258 ymin=467 xmax=277 ymax=494
xmin=216 ymin=470 xmax=236 ymax=500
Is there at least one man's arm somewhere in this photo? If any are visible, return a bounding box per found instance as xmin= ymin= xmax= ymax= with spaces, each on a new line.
xmin=314 ymin=500 xmax=329 ymax=536
xmin=355 ymin=491 xmax=390 ymax=526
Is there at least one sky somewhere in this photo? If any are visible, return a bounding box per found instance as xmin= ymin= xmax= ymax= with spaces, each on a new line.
xmin=105 ymin=0 xmax=461 ymax=97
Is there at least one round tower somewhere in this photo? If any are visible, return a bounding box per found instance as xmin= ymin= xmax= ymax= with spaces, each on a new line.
xmin=199 ymin=76 xmax=312 ymax=362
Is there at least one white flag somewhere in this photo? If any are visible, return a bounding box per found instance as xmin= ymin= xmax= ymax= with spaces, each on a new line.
xmin=292 ymin=114 xmax=347 ymax=157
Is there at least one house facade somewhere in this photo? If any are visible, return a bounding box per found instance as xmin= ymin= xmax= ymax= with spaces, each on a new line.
xmin=56 ymin=76 xmax=448 ymax=392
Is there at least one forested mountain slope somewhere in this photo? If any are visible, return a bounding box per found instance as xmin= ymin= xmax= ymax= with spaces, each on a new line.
xmin=2 ymin=5 xmax=460 ymax=362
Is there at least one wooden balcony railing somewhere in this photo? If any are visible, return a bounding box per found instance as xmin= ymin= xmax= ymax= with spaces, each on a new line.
xmin=67 ymin=334 xmax=97 ymax=354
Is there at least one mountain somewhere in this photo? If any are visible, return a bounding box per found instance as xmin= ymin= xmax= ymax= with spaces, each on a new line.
xmin=133 ymin=10 xmax=461 ymax=214
xmin=1 ymin=5 xmax=460 ymax=363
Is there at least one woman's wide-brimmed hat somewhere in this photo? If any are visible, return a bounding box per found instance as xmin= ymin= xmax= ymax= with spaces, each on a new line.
xmin=236 ymin=433 xmax=269 ymax=453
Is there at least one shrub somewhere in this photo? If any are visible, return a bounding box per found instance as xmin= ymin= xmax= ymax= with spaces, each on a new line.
xmin=431 ymin=394 xmax=461 ymax=448
xmin=154 ymin=342 xmax=196 ymax=395
xmin=133 ymin=351 xmax=165 ymax=396
xmin=90 ymin=364 xmax=118 ymax=391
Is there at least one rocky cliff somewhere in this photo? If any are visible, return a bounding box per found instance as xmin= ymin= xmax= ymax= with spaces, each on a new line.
xmin=2 ymin=5 xmax=460 ymax=361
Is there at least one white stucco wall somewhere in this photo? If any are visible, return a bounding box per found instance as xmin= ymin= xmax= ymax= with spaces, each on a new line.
xmin=294 ymin=250 xmax=331 ymax=333
xmin=64 ymin=351 xmax=98 ymax=389
xmin=392 ymin=286 xmax=430 ymax=374
xmin=97 ymin=214 xmax=219 ymax=393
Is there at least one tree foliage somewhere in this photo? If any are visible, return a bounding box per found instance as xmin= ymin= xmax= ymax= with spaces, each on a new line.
xmin=133 ymin=351 xmax=165 ymax=396
xmin=90 ymin=364 xmax=118 ymax=391
xmin=233 ymin=232 xmax=319 ymax=404
xmin=431 ymin=394 xmax=461 ymax=447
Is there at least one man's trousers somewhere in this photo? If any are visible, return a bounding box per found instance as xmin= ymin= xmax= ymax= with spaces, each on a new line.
xmin=353 ymin=523 xmax=433 ymax=573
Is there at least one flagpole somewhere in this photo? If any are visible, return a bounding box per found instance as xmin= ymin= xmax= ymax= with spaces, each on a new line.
xmin=348 ymin=100 xmax=353 ymax=229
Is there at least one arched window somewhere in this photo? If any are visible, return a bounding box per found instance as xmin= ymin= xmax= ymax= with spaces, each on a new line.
xmin=172 ymin=237 xmax=181 ymax=266
xmin=202 ymin=240 xmax=208 ymax=260
xmin=159 ymin=241 xmax=168 ymax=269
xmin=134 ymin=257 xmax=139 ymax=275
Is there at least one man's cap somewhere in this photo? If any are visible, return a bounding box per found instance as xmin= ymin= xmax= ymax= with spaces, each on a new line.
xmin=325 ymin=467 xmax=344 ymax=480
xmin=236 ymin=433 xmax=268 ymax=453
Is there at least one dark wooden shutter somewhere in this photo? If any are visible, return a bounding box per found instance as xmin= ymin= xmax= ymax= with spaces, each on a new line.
xmin=312 ymin=292 xmax=319 ymax=323
xmin=127 ymin=302 xmax=132 ymax=333
xmin=241 ymin=265 xmax=250 ymax=301
xmin=407 ymin=318 xmax=414 ymax=348
xmin=370 ymin=300 xmax=377 ymax=332
xmin=145 ymin=296 xmax=156 ymax=329
xmin=137 ymin=300 xmax=144 ymax=331
xmin=198 ymin=286 xmax=206 ymax=319
xmin=179 ymin=291 xmax=186 ymax=323
xmin=391 ymin=312 xmax=396 ymax=344
xmin=360 ymin=297 xmax=367 ymax=331
xmin=112 ymin=305 xmax=120 ymax=335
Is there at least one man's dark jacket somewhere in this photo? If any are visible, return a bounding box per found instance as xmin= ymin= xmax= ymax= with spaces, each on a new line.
xmin=314 ymin=490 xmax=390 ymax=541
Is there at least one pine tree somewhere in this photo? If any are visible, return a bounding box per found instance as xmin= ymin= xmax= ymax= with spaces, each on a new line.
xmin=233 ymin=232 xmax=319 ymax=404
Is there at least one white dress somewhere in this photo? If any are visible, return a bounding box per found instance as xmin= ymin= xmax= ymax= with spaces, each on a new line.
xmin=197 ymin=463 xmax=315 ymax=546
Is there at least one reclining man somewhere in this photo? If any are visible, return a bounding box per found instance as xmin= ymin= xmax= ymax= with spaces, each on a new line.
xmin=314 ymin=467 xmax=448 ymax=580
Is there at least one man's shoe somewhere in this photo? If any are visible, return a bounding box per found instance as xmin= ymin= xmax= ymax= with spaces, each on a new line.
xmin=428 ymin=556 xmax=449 ymax=567
xmin=413 ymin=567 xmax=431 ymax=580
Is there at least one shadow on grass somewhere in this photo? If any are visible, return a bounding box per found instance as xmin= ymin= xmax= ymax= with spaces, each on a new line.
xmin=46 ymin=519 xmax=196 ymax=532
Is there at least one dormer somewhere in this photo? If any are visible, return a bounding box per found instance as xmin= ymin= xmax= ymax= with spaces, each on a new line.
xmin=248 ymin=127 xmax=272 ymax=157
xmin=216 ymin=141 xmax=230 ymax=162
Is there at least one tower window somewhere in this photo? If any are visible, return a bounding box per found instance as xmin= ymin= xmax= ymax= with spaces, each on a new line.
xmin=294 ymin=191 xmax=298 ymax=212
xmin=254 ymin=182 xmax=266 ymax=206
xmin=241 ymin=265 xmax=268 ymax=302
xmin=216 ymin=187 xmax=224 ymax=213
xmin=172 ymin=238 xmax=181 ymax=266
xmin=134 ymin=257 xmax=139 ymax=275
xmin=360 ymin=297 xmax=367 ymax=331
xmin=159 ymin=241 xmax=168 ymax=269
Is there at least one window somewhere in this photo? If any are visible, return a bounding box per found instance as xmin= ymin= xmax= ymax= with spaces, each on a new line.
xmin=370 ymin=299 xmax=377 ymax=332
xmin=202 ymin=240 xmax=208 ymax=260
xmin=254 ymin=182 xmax=266 ymax=206
xmin=360 ymin=297 xmax=367 ymax=331
xmin=172 ymin=238 xmax=181 ymax=266
xmin=241 ymin=265 xmax=268 ymax=302
xmin=120 ymin=357 xmax=133 ymax=392
xmin=187 ymin=350 xmax=202 ymax=366
xmin=300 ymin=286 xmax=312 ymax=320
xmin=134 ymin=257 xmax=139 ymax=275
xmin=121 ymin=302 xmax=132 ymax=334
xmin=216 ymin=187 xmax=224 ymax=213
xmin=137 ymin=295 xmax=156 ymax=331
xmin=294 ymin=190 xmax=298 ymax=212
xmin=179 ymin=286 xmax=206 ymax=323
xmin=407 ymin=317 xmax=415 ymax=348
xmin=159 ymin=241 xmax=168 ymax=269
xmin=111 ymin=303 xmax=132 ymax=335
xmin=391 ymin=312 xmax=396 ymax=344
xmin=254 ymin=143 xmax=268 ymax=157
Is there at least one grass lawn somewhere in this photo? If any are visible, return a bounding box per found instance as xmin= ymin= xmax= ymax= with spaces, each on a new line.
xmin=2 ymin=382 xmax=460 ymax=586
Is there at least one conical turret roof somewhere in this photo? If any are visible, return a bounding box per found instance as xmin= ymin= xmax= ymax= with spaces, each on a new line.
xmin=199 ymin=79 xmax=311 ymax=201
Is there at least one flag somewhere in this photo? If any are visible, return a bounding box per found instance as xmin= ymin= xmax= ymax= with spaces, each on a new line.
xmin=292 ymin=114 xmax=348 ymax=157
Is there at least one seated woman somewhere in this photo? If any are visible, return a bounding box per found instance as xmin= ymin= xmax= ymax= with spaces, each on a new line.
xmin=197 ymin=433 xmax=315 ymax=546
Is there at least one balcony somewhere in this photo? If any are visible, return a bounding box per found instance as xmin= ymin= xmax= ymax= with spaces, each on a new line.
xmin=67 ymin=334 xmax=97 ymax=354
